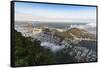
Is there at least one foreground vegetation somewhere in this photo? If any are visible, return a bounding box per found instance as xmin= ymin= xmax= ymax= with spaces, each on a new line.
xmin=14 ymin=30 xmax=77 ymax=66
xmin=15 ymin=30 xmax=54 ymax=66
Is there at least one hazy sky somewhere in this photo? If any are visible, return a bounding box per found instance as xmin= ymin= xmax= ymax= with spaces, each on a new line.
xmin=15 ymin=2 xmax=96 ymax=23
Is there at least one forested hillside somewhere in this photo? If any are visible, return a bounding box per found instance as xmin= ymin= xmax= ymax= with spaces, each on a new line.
xmin=15 ymin=30 xmax=54 ymax=66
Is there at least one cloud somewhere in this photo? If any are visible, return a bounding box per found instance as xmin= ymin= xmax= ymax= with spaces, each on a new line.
xmin=15 ymin=12 xmax=96 ymax=23
xmin=15 ymin=2 xmax=96 ymax=23
xmin=40 ymin=42 xmax=65 ymax=52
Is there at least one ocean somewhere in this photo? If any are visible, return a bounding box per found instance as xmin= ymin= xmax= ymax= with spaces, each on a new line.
xmin=32 ymin=22 xmax=96 ymax=34
xmin=32 ymin=22 xmax=87 ymax=29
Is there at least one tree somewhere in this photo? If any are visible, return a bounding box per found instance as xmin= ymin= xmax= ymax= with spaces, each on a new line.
xmin=14 ymin=30 xmax=54 ymax=66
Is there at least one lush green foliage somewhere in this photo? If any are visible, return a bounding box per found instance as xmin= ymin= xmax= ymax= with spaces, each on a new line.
xmin=15 ymin=30 xmax=54 ymax=66
xmin=14 ymin=30 xmax=77 ymax=67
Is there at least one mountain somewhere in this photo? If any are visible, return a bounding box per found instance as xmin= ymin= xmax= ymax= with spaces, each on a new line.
xmin=14 ymin=30 xmax=55 ymax=66
xmin=14 ymin=30 xmax=78 ymax=66
xmin=54 ymin=28 xmax=96 ymax=41
xmin=66 ymin=28 xmax=96 ymax=39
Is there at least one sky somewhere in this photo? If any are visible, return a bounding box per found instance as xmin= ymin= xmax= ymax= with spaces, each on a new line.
xmin=15 ymin=2 xmax=96 ymax=23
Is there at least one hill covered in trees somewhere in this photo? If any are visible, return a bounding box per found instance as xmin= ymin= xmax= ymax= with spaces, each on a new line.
xmin=14 ymin=30 xmax=77 ymax=67
xmin=15 ymin=30 xmax=55 ymax=66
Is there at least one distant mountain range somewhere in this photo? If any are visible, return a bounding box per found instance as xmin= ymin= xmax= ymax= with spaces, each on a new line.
xmin=50 ymin=28 xmax=96 ymax=41
xmin=66 ymin=28 xmax=96 ymax=39
xmin=15 ymin=22 xmax=96 ymax=42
